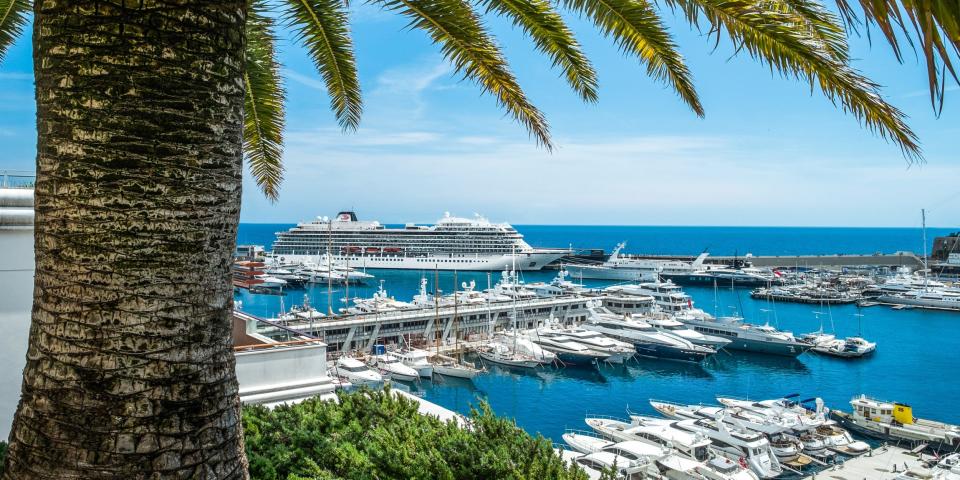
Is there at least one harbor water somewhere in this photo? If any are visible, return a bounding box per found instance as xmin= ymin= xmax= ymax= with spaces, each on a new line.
xmin=235 ymin=224 xmax=960 ymax=444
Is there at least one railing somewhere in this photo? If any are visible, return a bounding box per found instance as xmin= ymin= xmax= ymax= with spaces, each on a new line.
xmin=0 ymin=170 xmax=35 ymax=189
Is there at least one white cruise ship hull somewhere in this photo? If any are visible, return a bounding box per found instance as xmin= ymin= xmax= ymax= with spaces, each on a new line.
xmin=270 ymin=251 xmax=566 ymax=271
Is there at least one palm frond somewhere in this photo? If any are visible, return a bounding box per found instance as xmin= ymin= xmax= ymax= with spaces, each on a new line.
xmin=668 ymin=0 xmax=920 ymax=159
xmin=282 ymin=0 xmax=362 ymax=130
xmin=563 ymin=0 xmax=704 ymax=116
xmin=0 ymin=0 xmax=30 ymax=65
xmin=245 ymin=1 xmax=286 ymax=201
xmin=834 ymin=0 xmax=960 ymax=113
xmin=478 ymin=0 xmax=599 ymax=102
xmin=374 ymin=0 xmax=553 ymax=148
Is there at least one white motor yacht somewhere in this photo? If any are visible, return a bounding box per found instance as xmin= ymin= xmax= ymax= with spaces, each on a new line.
xmin=372 ymin=354 xmax=419 ymax=382
xmin=656 ymin=454 xmax=760 ymax=480
xmin=528 ymin=332 xmax=610 ymax=366
xmin=649 ymin=400 xmax=804 ymax=462
xmin=543 ymin=327 xmax=636 ymax=364
xmin=332 ymin=356 xmax=383 ymax=386
xmin=394 ymin=348 xmax=434 ymax=378
xmin=585 ymin=416 xmax=711 ymax=464
xmin=644 ymin=315 xmax=731 ymax=349
xmin=670 ymin=416 xmax=783 ymax=479
xmin=811 ymin=336 xmax=876 ymax=358
xmin=342 ymin=281 xmax=415 ymax=314
xmin=582 ymin=302 xmax=716 ymax=363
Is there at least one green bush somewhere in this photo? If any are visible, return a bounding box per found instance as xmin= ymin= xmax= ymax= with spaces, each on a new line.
xmin=242 ymin=387 xmax=588 ymax=480
xmin=0 ymin=440 xmax=6 ymax=476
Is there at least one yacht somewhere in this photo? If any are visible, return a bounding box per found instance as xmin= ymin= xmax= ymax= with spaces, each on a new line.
xmin=526 ymin=268 xmax=589 ymax=297
xmin=582 ymin=302 xmax=716 ymax=363
xmin=676 ymin=314 xmax=811 ymax=357
xmin=269 ymin=211 xmax=567 ymax=271
xmin=541 ymin=326 xmax=636 ymax=364
xmin=644 ymin=315 xmax=731 ymax=349
xmin=830 ymin=395 xmax=960 ymax=452
xmin=331 ymin=357 xmax=383 ymax=386
xmin=341 ymin=281 xmax=415 ymax=314
xmin=811 ymin=336 xmax=876 ymax=358
xmin=656 ymin=454 xmax=760 ymax=480
xmin=563 ymin=243 xmax=708 ymax=282
xmin=477 ymin=337 xmax=549 ymax=369
xmin=431 ymin=354 xmax=485 ymax=379
xmin=562 ymin=432 xmax=667 ymax=476
xmin=371 ymin=353 xmax=419 ymax=382
xmin=877 ymin=288 xmax=960 ymax=311
xmin=669 ymin=417 xmax=783 ymax=479
xmin=585 ymin=416 xmax=712 ymax=464
xmin=649 ymin=401 xmax=803 ymax=462
xmin=254 ymin=275 xmax=288 ymax=289
xmin=605 ymin=280 xmax=698 ymax=316
xmin=716 ymin=396 xmax=831 ymax=432
xmin=529 ymin=333 xmax=610 ymax=365
xmin=394 ymin=348 xmax=434 ymax=378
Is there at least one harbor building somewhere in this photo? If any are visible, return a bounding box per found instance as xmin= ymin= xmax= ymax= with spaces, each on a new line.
xmin=237 ymin=295 xmax=595 ymax=354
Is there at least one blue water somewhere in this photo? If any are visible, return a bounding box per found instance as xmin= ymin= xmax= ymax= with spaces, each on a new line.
xmin=235 ymin=224 xmax=960 ymax=443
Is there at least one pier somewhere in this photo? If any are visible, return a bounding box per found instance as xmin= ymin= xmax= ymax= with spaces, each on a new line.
xmin=801 ymin=445 xmax=936 ymax=479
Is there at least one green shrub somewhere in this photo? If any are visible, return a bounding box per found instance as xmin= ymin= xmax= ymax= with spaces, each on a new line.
xmin=242 ymin=387 xmax=588 ymax=480
xmin=0 ymin=441 xmax=6 ymax=476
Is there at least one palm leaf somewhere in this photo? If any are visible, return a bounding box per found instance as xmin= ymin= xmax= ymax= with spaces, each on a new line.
xmin=245 ymin=2 xmax=286 ymax=200
xmin=373 ymin=0 xmax=553 ymax=148
xmin=0 ymin=0 xmax=30 ymax=65
xmin=669 ymin=0 xmax=920 ymax=158
xmin=477 ymin=0 xmax=599 ymax=102
xmin=834 ymin=0 xmax=960 ymax=113
xmin=282 ymin=0 xmax=362 ymax=130
xmin=563 ymin=0 xmax=704 ymax=116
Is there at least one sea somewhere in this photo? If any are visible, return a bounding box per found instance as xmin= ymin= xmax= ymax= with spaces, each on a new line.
xmin=235 ymin=224 xmax=960 ymax=445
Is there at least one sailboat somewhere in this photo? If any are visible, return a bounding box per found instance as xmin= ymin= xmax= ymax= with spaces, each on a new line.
xmin=432 ymin=271 xmax=486 ymax=379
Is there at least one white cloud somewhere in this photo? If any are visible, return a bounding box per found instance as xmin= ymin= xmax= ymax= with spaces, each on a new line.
xmin=241 ymin=129 xmax=960 ymax=227
xmin=373 ymin=60 xmax=452 ymax=97
xmin=283 ymin=68 xmax=328 ymax=91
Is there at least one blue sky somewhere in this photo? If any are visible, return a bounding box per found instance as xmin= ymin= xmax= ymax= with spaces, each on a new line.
xmin=1 ymin=7 xmax=958 ymax=227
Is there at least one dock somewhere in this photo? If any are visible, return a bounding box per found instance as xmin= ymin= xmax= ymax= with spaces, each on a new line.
xmin=802 ymin=445 xmax=936 ymax=479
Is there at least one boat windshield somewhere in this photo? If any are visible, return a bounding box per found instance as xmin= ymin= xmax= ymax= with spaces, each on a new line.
xmin=694 ymin=446 xmax=709 ymax=461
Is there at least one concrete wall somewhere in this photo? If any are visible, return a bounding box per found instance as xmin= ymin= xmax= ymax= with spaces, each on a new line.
xmin=0 ymin=227 xmax=33 ymax=440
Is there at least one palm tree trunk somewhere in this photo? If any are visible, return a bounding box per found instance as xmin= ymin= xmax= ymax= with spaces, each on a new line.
xmin=4 ymin=2 xmax=248 ymax=478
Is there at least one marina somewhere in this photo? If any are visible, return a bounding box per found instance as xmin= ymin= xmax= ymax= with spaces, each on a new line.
xmin=230 ymin=223 xmax=960 ymax=479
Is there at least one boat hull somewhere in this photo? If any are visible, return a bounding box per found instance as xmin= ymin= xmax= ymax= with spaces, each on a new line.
xmin=685 ymin=326 xmax=809 ymax=357
xmin=433 ymin=364 xmax=479 ymax=379
xmin=663 ymin=273 xmax=773 ymax=287
xmin=478 ymin=350 xmax=542 ymax=369
xmin=633 ymin=342 xmax=713 ymax=363
xmin=830 ymin=411 xmax=960 ymax=452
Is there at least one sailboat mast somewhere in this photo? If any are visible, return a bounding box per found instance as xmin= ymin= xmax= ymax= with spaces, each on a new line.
xmin=922 ymin=208 xmax=929 ymax=289
xmin=434 ymin=265 xmax=440 ymax=355
xmin=327 ymin=218 xmax=333 ymax=315
xmin=453 ymin=270 xmax=459 ymax=356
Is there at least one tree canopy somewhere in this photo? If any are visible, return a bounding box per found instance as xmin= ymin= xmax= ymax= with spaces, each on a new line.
xmin=242 ymin=388 xmax=589 ymax=480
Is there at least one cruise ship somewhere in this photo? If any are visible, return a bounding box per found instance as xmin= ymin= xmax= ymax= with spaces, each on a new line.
xmin=269 ymin=211 xmax=567 ymax=271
